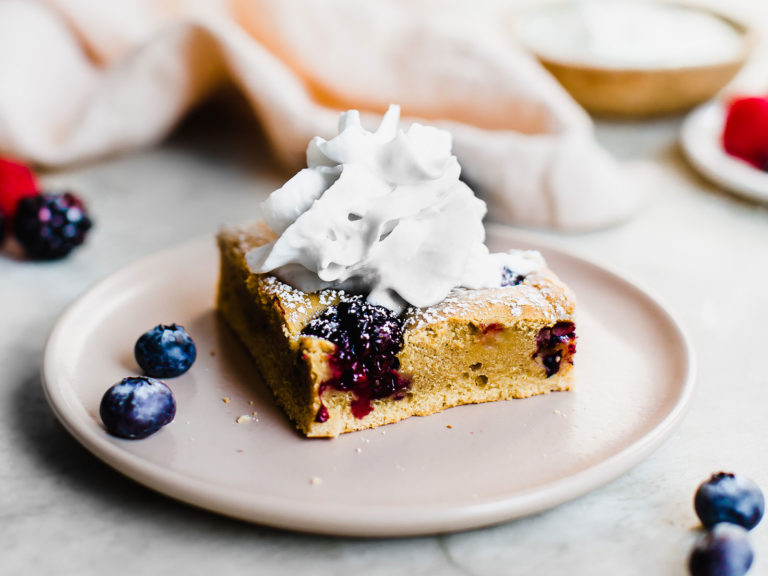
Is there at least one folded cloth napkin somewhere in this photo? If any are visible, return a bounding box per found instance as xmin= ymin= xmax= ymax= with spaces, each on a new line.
xmin=0 ymin=0 xmax=642 ymax=230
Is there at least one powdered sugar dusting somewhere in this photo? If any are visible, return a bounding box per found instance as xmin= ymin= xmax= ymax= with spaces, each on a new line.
xmin=403 ymin=273 xmax=570 ymax=331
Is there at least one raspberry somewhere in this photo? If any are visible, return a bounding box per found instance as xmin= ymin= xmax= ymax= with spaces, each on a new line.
xmin=0 ymin=156 xmax=38 ymax=221
xmin=722 ymin=96 xmax=768 ymax=169
xmin=14 ymin=192 xmax=92 ymax=260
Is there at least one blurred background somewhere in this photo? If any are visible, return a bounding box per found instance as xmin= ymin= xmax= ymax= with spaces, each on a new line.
xmin=4 ymin=1 xmax=768 ymax=575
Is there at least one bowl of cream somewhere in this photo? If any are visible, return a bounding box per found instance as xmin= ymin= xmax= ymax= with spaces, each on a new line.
xmin=514 ymin=0 xmax=754 ymax=117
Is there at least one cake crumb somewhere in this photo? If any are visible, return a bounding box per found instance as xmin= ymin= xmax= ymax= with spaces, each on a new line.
xmin=210 ymin=350 xmax=216 ymax=357
xmin=222 ymin=397 xmax=231 ymax=404
xmin=309 ymin=476 xmax=322 ymax=486
xmin=236 ymin=414 xmax=253 ymax=424
xmin=446 ymin=424 xmax=453 ymax=429
xmin=236 ymin=449 xmax=244 ymax=453
xmin=248 ymin=400 xmax=255 ymax=406
xmin=252 ymin=411 xmax=259 ymax=417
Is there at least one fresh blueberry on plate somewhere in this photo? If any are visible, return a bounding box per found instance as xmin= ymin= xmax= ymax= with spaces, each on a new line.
xmin=134 ymin=323 xmax=197 ymax=378
xmin=695 ymin=472 xmax=764 ymax=530
xmin=100 ymin=376 xmax=176 ymax=439
xmin=689 ymin=523 xmax=753 ymax=576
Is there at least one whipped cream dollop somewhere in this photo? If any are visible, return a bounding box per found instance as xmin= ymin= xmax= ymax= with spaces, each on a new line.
xmin=246 ymin=105 xmax=543 ymax=313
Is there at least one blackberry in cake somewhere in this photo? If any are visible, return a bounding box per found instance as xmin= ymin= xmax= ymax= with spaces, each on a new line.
xmin=216 ymin=106 xmax=577 ymax=437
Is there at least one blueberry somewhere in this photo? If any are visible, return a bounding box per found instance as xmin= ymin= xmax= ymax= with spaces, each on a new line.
xmin=695 ymin=472 xmax=765 ymax=530
xmin=689 ymin=524 xmax=754 ymax=576
xmin=100 ymin=377 xmax=176 ymax=439
xmin=135 ymin=323 xmax=197 ymax=378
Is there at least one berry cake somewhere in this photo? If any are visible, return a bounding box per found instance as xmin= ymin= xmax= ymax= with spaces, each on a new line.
xmin=216 ymin=105 xmax=577 ymax=437
xmin=216 ymin=222 xmax=576 ymax=438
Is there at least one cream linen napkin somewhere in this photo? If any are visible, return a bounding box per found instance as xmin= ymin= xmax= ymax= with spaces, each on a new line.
xmin=0 ymin=0 xmax=641 ymax=230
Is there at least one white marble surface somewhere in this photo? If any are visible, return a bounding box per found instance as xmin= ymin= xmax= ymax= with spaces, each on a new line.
xmin=3 ymin=100 xmax=768 ymax=576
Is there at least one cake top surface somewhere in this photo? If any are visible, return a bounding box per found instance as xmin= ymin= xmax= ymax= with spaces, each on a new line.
xmin=218 ymin=222 xmax=574 ymax=339
xmin=242 ymin=105 xmax=545 ymax=314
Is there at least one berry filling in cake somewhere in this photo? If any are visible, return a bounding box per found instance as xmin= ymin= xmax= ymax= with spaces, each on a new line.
xmin=302 ymin=296 xmax=411 ymax=420
xmin=534 ymin=321 xmax=577 ymax=377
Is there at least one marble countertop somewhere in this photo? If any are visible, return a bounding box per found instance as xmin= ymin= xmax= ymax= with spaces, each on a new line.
xmin=3 ymin=102 xmax=768 ymax=576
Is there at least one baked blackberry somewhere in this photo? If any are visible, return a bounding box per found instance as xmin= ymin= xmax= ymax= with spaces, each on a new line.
xmin=501 ymin=266 xmax=526 ymax=287
xmin=534 ymin=321 xmax=577 ymax=377
xmin=14 ymin=192 xmax=92 ymax=260
xmin=303 ymin=296 xmax=409 ymax=420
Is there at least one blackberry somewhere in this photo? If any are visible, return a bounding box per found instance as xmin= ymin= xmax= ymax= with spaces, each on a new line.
xmin=303 ymin=296 xmax=410 ymax=419
xmin=14 ymin=192 xmax=92 ymax=260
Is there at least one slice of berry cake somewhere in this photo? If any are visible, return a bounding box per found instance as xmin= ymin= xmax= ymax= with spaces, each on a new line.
xmin=216 ymin=221 xmax=576 ymax=438
xmin=216 ymin=105 xmax=577 ymax=437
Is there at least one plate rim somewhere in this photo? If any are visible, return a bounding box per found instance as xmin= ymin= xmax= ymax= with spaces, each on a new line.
xmin=41 ymin=230 xmax=697 ymax=537
xmin=681 ymin=100 xmax=768 ymax=203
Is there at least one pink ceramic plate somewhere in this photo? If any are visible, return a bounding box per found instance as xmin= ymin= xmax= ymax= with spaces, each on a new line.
xmin=42 ymin=226 xmax=695 ymax=537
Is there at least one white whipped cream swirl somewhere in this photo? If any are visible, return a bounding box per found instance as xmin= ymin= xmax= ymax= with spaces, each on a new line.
xmin=246 ymin=105 xmax=543 ymax=313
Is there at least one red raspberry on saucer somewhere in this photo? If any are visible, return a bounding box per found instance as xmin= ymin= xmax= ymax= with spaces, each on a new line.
xmin=722 ymin=97 xmax=768 ymax=170
xmin=0 ymin=156 xmax=39 ymax=225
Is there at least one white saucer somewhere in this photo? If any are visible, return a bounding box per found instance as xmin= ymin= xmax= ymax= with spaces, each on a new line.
xmin=42 ymin=227 xmax=695 ymax=537
xmin=681 ymin=100 xmax=768 ymax=202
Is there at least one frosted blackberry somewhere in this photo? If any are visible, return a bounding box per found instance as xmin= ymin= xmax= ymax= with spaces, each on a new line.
xmin=303 ymin=296 xmax=410 ymax=420
xmin=14 ymin=192 xmax=92 ymax=260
